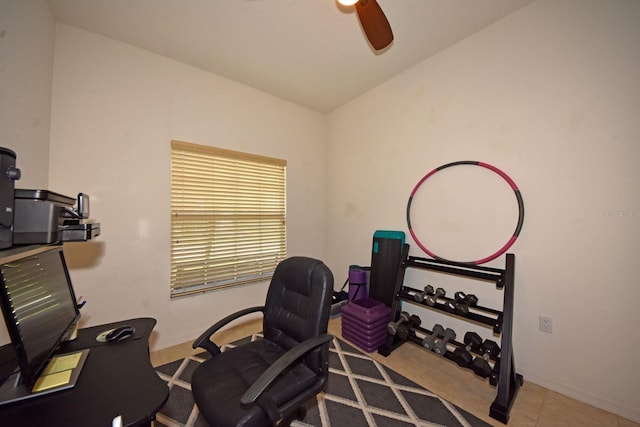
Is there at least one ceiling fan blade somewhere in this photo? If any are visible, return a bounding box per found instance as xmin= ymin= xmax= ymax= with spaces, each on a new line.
xmin=355 ymin=0 xmax=394 ymax=50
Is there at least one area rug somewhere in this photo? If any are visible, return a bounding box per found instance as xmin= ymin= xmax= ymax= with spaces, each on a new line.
xmin=154 ymin=334 xmax=491 ymax=427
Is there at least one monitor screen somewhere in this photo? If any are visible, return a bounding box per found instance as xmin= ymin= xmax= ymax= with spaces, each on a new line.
xmin=0 ymin=246 xmax=79 ymax=386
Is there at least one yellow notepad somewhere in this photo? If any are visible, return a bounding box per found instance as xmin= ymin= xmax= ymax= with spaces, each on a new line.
xmin=32 ymin=369 xmax=73 ymax=392
xmin=43 ymin=352 xmax=83 ymax=375
xmin=31 ymin=351 xmax=85 ymax=392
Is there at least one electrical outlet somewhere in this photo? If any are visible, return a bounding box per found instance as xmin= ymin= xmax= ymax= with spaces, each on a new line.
xmin=539 ymin=315 xmax=553 ymax=334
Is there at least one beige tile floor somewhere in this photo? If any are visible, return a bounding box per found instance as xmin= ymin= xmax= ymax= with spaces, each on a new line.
xmin=150 ymin=318 xmax=638 ymax=427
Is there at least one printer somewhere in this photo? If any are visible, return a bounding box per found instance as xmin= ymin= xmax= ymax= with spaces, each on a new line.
xmin=12 ymin=189 xmax=100 ymax=245
xmin=0 ymin=147 xmax=99 ymax=247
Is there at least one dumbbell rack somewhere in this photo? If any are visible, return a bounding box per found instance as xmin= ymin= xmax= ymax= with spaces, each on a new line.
xmin=378 ymin=248 xmax=523 ymax=424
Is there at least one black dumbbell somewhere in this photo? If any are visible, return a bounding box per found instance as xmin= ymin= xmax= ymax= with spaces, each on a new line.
xmin=396 ymin=314 xmax=421 ymax=340
xmin=444 ymin=299 xmax=456 ymax=313
xmin=471 ymin=340 xmax=501 ymax=378
xmin=406 ymin=291 xmax=418 ymax=301
xmin=406 ymin=288 xmax=421 ymax=301
xmin=387 ymin=311 xmax=410 ymax=335
xmin=419 ymin=284 xmax=434 ymax=302
xmin=452 ymin=331 xmax=482 ymax=367
xmin=453 ymin=291 xmax=468 ymax=314
xmin=453 ymin=291 xmax=478 ymax=316
xmin=406 ymin=287 xmax=426 ymax=302
xmin=466 ymin=294 xmax=479 ymax=306
xmin=412 ymin=285 xmax=432 ymax=302
xmin=433 ymin=327 xmax=456 ymax=355
xmin=421 ymin=324 xmax=444 ymax=351
xmin=425 ymin=287 xmax=445 ymax=306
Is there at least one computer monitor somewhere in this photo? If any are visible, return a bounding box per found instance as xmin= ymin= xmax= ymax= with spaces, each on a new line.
xmin=0 ymin=246 xmax=80 ymax=387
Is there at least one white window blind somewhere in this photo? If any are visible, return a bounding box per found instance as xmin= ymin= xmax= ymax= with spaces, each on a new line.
xmin=170 ymin=140 xmax=287 ymax=298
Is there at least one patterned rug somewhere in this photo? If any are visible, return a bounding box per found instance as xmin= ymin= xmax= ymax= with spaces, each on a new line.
xmin=154 ymin=334 xmax=491 ymax=427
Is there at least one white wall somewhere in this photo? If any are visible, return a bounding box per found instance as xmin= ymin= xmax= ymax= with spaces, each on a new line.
xmin=0 ymin=0 xmax=54 ymax=188
xmin=48 ymin=24 xmax=327 ymax=351
xmin=326 ymin=0 xmax=640 ymax=422
xmin=4 ymin=0 xmax=640 ymax=422
xmin=0 ymin=0 xmax=55 ymax=346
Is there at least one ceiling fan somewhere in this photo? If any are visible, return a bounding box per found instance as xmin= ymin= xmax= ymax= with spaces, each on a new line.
xmin=338 ymin=0 xmax=394 ymax=51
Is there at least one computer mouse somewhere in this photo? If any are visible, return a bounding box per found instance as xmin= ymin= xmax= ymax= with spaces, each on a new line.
xmin=105 ymin=325 xmax=136 ymax=342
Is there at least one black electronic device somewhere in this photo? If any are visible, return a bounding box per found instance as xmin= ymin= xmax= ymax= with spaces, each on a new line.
xmin=0 ymin=246 xmax=80 ymax=391
xmin=106 ymin=325 xmax=135 ymax=342
xmin=13 ymin=190 xmax=99 ymax=244
xmin=0 ymin=147 xmax=20 ymax=249
xmin=76 ymin=193 xmax=89 ymax=219
xmin=63 ymin=193 xmax=90 ymax=220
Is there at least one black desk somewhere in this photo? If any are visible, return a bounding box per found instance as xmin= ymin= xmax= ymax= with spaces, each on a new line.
xmin=0 ymin=318 xmax=169 ymax=427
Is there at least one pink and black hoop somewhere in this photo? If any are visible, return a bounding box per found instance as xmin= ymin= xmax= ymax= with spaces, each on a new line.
xmin=406 ymin=161 xmax=524 ymax=265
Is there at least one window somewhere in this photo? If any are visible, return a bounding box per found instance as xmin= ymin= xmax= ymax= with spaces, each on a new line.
xmin=170 ymin=140 xmax=287 ymax=298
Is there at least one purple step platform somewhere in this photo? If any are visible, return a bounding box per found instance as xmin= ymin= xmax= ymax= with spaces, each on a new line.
xmin=341 ymin=311 xmax=389 ymax=332
xmin=342 ymin=328 xmax=387 ymax=353
xmin=342 ymin=321 xmax=387 ymax=342
xmin=340 ymin=298 xmax=391 ymax=353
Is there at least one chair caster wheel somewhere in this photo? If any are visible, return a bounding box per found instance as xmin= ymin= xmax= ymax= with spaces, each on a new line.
xmin=295 ymin=407 xmax=306 ymax=420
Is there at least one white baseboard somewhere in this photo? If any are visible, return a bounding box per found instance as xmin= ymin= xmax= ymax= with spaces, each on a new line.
xmin=523 ymin=371 xmax=640 ymax=423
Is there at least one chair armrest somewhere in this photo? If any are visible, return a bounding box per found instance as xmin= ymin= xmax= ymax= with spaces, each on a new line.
xmin=192 ymin=306 xmax=264 ymax=356
xmin=240 ymin=334 xmax=334 ymax=405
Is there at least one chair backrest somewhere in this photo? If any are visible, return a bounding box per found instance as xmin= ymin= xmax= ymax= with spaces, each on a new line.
xmin=263 ymin=257 xmax=333 ymax=373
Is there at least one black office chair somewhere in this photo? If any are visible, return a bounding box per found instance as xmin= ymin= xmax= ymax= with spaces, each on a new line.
xmin=191 ymin=256 xmax=334 ymax=427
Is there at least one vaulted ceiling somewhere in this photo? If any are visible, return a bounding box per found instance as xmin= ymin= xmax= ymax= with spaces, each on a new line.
xmin=50 ymin=0 xmax=534 ymax=113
